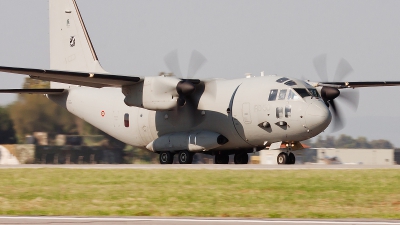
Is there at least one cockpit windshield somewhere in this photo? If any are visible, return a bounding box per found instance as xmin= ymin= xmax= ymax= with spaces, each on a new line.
xmin=287 ymin=90 xmax=300 ymax=100
xmin=293 ymin=88 xmax=311 ymax=98
xmin=307 ymin=88 xmax=320 ymax=98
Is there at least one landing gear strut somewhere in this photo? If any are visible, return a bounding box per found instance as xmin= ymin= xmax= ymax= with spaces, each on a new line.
xmin=159 ymin=152 xmax=174 ymax=164
xmin=277 ymin=152 xmax=296 ymax=164
xmin=234 ymin=153 xmax=249 ymax=164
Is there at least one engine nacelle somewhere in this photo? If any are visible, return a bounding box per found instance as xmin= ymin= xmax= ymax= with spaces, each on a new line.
xmin=122 ymin=76 xmax=180 ymax=110
xmin=146 ymin=131 xmax=229 ymax=152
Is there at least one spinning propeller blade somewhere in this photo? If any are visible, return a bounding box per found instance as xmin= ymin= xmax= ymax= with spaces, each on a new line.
xmin=164 ymin=50 xmax=208 ymax=108
xmin=164 ymin=50 xmax=207 ymax=79
xmin=329 ymin=100 xmax=344 ymax=132
xmin=334 ymin=58 xmax=354 ymax=82
xmin=338 ymin=89 xmax=360 ymax=111
xmin=187 ymin=50 xmax=207 ymax=79
xmin=164 ymin=50 xmax=183 ymax=78
xmin=313 ymin=55 xmax=359 ymax=132
xmin=313 ymin=54 xmax=328 ymax=82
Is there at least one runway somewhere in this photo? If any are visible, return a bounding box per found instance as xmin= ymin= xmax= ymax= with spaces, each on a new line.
xmin=0 ymin=164 xmax=399 ymax=170
xmin=0 ymin=217 xmax=399 ymax=225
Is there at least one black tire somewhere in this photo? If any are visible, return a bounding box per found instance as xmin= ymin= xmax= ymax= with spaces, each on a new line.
xmin=288 ymin=152 xmax=295 ymax=164
xmin=178 ymin=150 xmax=194 ymax=164
xmin=214 ymin=154 xmax=229 ymax=164
xmin=277 ymin=152 xmax=288 ymax=164
xmin=159 ymin=152 xmax=174 ymax=164
xmin=234 ymin=153 xmax=249 ymax=164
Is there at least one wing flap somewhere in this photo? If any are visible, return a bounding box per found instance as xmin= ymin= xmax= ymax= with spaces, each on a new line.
xmin=0 ymin=66 xmax=142 ymax=88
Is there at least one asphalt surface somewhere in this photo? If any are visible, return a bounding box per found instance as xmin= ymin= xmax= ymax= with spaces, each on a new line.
xmin=0 ymin=164 xmax=399 ymax=170
xmin=0 ymin=217 xmax=399 ymax=225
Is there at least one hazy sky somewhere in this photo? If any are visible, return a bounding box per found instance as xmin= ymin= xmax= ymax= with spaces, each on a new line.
xmin=1 ymin=0 xmax=400 ymax=146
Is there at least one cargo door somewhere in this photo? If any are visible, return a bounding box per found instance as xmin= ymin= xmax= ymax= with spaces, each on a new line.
xmin=230 ymin=86 xmax=256 ymax=145
xmin=230 ymin=79 xmax=275 ymax=146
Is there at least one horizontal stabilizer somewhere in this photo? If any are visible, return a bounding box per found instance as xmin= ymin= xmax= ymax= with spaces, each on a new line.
xmin=0 ymin=66 xmax=142 ymax=88
xmin=0 ymin=89 xmax=66 ymax=94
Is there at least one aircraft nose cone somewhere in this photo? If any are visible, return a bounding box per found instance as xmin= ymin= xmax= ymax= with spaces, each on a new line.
xmin=306 ymin=101 xmax=331 ymax=133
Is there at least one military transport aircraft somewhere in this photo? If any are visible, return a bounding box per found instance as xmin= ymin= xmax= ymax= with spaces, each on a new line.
xmin=1 ymin=0 xmax=400 ymax=165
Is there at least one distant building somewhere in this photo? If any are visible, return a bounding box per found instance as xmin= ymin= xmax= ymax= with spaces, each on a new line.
xmin=394 ymin=149 xmax=400 ymax=165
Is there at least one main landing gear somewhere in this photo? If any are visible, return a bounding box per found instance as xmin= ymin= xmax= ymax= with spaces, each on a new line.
xmin=178 ymin=150 xmax=194 ymax=164
xmin=159 ymin=152 xmax=174 ymax=164
xmin=233 ymin=153 xmax=248 ymax=164
xmin=277 ymin=152 xmax=296 ymax=164
xmin=159 ymin=150 xmax=194 ymax=164
xmin=214 ymin=154 xmax=229 ymax=164
xmin=214 ymin=152 xmax=249 ymax=164
xmin=159 ymin=151 xmax=250 ymax=165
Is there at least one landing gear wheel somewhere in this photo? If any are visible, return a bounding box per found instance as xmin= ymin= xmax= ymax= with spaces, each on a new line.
xmin=159 ymin=152 xmax=174 ymax=164
xmin=277 ymin=152 xmax=288 ymax=164
xmin=178 ymin=150 xmax=194 ymax=164
xmin=288 ymin=153 xmax=296 ymax=164
xmin=214 ymin=154 xmax=229 ymax=164
xmin=234 ymin=153 xmax=249 ymax=164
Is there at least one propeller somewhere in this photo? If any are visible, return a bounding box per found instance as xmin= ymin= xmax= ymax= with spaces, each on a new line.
xmin=313 ymin=54 xmax=360 ymax=132
xmin=164 ymin=50 xmax=207 ymax=107
xmin=176 ymin=80 xmax=196 ymax=107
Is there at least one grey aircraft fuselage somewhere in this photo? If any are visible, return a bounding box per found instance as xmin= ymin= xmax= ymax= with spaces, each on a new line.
xmin=49 ymin=75 xmax=331 ymax=153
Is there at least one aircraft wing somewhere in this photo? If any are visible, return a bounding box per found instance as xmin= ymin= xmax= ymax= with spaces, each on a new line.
xmin=316 ymin=81 xmax=400 ymax=89
xmin=0 ymin=66 xmax=142 ymax=88
xmin=0 ymin=89 xmax=66 ymax=94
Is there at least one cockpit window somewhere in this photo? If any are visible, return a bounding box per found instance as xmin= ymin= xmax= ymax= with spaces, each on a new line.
xmin=287 ymin=90 xmax=300 ymax=100
xmin=308 ymin=88 xmax=320 ymax=98
xmin=276 ymin=77 xmax=289 ymax=83
xmin=278 ymin=89 xmax=287 ymax=100
xmin=284 ymin=80 xmax=297 ymax=86
xmin=293 ymin=88 xmax=311 ymax=98
xmin=268 ymin=89 xmax=278 ymax=101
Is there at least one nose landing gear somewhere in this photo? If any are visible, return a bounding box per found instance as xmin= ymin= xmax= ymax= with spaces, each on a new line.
xmin=288 ymin=152 xmax=296 ymax=164
xmin=277 ymin=152 xmax=296 ymax=164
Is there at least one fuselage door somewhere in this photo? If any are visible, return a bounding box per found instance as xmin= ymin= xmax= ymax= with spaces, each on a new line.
xmin=137 ymin=108 xmax=154 ymax=145
xmin=242 ymin=102 xmax=252 ymax=124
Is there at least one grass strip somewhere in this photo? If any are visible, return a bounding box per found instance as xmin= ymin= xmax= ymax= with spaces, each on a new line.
xmin=0 ymin=169 xmax=399 ymax=218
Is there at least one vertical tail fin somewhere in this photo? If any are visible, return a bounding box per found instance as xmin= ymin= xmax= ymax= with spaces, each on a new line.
xmin=49 ymin=0 xmax=107 ymax=74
